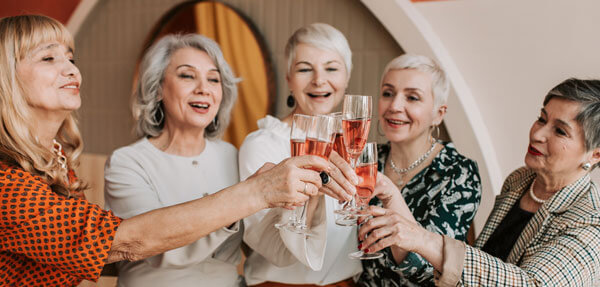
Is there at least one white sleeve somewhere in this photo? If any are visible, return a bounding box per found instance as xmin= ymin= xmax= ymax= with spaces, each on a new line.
xmin=104 ymin=148 xmax=239 ymax=268
xmin=239 ymin=131 xmax=328 ymax=270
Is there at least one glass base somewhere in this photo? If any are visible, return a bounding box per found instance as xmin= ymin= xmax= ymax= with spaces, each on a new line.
xmin=274 ymin=222 xmax=314 ymax=237
xmin=335 ymin=214 xmax=357 ymax=226
xmin=348 ymin=250 xmax=383 ymax=260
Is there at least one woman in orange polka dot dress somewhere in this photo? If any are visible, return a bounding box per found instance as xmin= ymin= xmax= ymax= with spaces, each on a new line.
xmin=0 ymin=15 xmax=330 ymax=287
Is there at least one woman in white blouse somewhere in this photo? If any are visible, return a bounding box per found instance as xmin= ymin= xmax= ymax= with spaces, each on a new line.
xmin=239 ymin=23 xmax=361 ymax=286
xmin=104 ymin=34 xmax=244 ymax=287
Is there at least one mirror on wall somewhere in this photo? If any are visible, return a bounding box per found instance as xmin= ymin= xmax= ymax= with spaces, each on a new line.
xmin=139 ymin=0 xmax=276 ymax=148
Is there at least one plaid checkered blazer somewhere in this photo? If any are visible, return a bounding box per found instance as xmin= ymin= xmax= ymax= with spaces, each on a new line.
xmin=458 ymin=167 xmax=600 ymax=286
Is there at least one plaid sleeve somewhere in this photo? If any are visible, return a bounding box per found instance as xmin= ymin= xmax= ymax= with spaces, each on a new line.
xmin=461 ymin=223 xmax=600 ymax=286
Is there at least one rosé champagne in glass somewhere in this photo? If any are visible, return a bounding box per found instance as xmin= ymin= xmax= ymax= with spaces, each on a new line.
xmin=348 ymin=142 xmax=383 ymax=260
xmin=276 ymin=114 xmax=312 ymax=233
xmin=335 ymin=95 xmax=372 ymax=221
xmin=330 ymin=112 xmax=349 ymax=161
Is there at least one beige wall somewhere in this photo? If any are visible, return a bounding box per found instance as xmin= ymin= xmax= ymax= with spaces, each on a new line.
xmin=74 ymin=0 xmax=403 ymax=155
xmin=415 ymin=0 xmax=600 ymax=184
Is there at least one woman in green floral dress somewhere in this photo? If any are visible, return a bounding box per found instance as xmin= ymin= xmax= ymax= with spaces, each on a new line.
xmin=357 ymin=54 xmax=481 ymax=287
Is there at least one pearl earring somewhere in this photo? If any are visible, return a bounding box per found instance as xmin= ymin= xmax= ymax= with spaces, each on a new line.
xmin=582 ymin=162 xmax=592 ymax=171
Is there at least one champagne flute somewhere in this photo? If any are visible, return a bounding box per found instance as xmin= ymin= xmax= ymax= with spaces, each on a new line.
xmin=331 ymin=112 xmax=353 ymax=216
xmin=330 ymin=112 xmax=349 ymax=162
xmin=275 ymin=114 xmax=311 ymax=232
xmin=335 ymin=95 xmax=372 ymax=224
xmin=348 ymin=142 xmax=383 ymax=260
xmin=287 ymin=115 xmax=335 ymax=235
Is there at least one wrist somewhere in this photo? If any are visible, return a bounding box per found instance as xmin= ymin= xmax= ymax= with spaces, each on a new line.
xmin=421 ymin=228 xmax=443 ymax=255
xmin=380 ymin=193 xmax=396 ymax=207
xmin=242 ymin=177 xmax=269 ymax=211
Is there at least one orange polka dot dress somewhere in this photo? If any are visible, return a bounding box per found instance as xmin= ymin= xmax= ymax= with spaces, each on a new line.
xmin=0 ymin=162 xmax=122 ymax=286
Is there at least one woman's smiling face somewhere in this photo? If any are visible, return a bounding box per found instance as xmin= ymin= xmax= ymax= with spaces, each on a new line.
xmin=525 ymin=97 xmax=589 ymax=178
xmin=378 ymin=68 xmax=444 ymax=144
xmin=287 ymin=43 xmax=348 ymax=116
xmin=161 ymin=47 xmax=222 ymax=132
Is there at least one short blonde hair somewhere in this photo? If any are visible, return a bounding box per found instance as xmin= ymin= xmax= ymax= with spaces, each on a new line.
xmin=382 ymin=54 xmax=449 ymax=109
xmin=0 ymin=15 xmax=85 ymax=197
xmin=284 ymin=23 xmax=352 ymax=79
xmin=133 ymin=34 xmax=239 ymax=139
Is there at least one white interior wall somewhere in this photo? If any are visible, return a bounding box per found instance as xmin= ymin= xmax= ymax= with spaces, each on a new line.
xmin=415 ymin=0 xmax=600 ymax=184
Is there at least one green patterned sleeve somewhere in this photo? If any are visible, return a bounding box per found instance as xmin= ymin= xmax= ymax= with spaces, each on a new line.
xmin=389 ymin=158 xmax=482 ymax=285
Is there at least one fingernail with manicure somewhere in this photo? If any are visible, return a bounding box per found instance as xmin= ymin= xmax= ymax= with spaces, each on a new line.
xmin=364 ymin=248 xmax=370 ymax=253
xmin=358 ymin=244 xmax=363 ymax=249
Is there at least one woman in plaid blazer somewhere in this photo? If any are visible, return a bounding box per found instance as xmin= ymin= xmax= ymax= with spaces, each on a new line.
xmin=358 ymin=78 xmax=600 ymax=286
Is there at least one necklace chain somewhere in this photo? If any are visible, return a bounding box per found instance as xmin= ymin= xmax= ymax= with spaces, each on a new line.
xmin=528 ymin=178 xmax=547 ymax=204
xmin=389 ymin=140 xmax=437 ymax=186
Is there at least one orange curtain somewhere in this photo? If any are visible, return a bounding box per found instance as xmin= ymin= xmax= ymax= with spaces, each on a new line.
xmin=195 ymin=3 xmax=269 ymax=148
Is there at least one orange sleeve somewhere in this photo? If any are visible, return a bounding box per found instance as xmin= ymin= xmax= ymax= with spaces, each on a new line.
xmin=0 ymin=164 xmax=123 ymax=281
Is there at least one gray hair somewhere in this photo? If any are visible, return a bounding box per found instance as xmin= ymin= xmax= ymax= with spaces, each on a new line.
xmin=381 ymin=54 xmax=449 ymax=109
xmin=133 ymin=34 xmax=239 ymax=139
xmin=284 ymin=23 xmax=352 ymax=79
xmin=544 ymin=78 xmax=600 ymax=152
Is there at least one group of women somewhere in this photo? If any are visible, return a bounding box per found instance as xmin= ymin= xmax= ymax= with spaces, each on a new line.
xmin=1 ymin=14 xmax=599 ymax=287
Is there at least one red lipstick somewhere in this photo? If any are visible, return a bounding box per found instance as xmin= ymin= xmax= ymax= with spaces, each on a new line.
xmin=528 ymin=145 xmax=543 ymax=156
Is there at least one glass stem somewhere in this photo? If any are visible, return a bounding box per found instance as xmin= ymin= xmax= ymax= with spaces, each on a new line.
xmin=298 ymin=201 xmax=309 ymax=227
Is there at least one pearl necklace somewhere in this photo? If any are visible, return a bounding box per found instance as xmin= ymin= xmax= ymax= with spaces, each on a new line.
xmin=389 ymin=140 xmax=438 ymax=186
xmin=528 ymin=178 xmax=546 ymax=204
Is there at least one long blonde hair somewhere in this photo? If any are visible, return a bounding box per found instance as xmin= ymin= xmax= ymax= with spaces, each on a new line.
xmin=0 ymin=15 xmax=85 ymax=197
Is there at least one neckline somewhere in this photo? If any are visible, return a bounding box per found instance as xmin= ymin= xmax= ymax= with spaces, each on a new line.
xmin=142 ymin=137 xmax=212 ymax=159
xmin=382 ymin=142 xmax=450 ymax=188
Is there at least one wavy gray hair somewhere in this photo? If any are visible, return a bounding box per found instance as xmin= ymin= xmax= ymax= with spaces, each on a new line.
xmin=133 ymin=34 xmax=239 ymax=139
xmin=284 ymin=23 xmax=352 ymax=79
xmin=381 ymin=54 xmax=449 ymax=109
xmin=544 ymin=78 xmax=600 ymax=153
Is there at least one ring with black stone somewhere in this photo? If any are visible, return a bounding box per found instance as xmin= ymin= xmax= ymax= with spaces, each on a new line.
xmin=320 ymin=171 xmax=330 ymax=185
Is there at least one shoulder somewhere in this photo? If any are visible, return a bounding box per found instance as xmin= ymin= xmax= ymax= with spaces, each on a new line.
xmin=240 ymin=117 xmax=288 ymax=154
xmin=498 ymin=167 xmax=534 ymax=195
xmin=209 ymin=139 xmax=238 ymax=155
xmin=108 ymin=138 xmax=150 ymax=160
xmin=563 ymin=183 xmax=600 ymax=225
xmin=105 ymin=139 xmax=152 ymax=171
xmin=436 ymin=142 xmax=480 ymax=178
xmin=244 ymin=116 xmax=288 ymax=142
xmin=0 ymin=161 xmax=46 ymax=189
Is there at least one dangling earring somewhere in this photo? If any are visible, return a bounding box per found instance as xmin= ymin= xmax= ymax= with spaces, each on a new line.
xmin=376 ymin=119 xmax=385 ymax=137
xmin=209 ymin=115 xmax=219 ymax=132
xmin=434 ymin=125 xmax=441 ymax=140
xmin=287 ymin=92 xmax=295 ymax=108
xmin=155 ymin=104 xmax=164 ymax=125
xmin=582 ymin=162 xmax=592 ymax=171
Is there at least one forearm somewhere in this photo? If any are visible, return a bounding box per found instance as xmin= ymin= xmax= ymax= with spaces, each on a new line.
xmin=108 ymin=179 xmax=263 ymax=263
